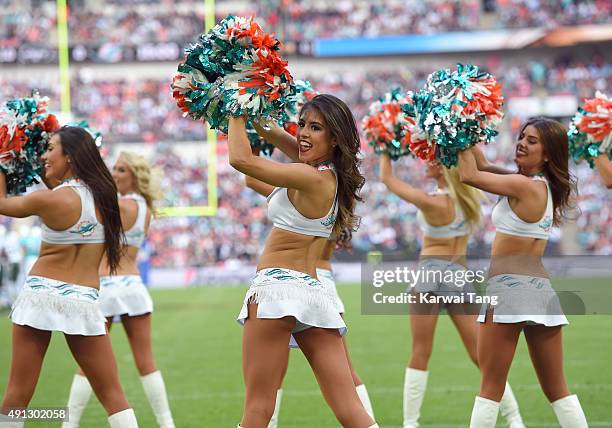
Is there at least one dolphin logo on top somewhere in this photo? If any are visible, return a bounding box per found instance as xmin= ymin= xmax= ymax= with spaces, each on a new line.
xmin=70 ymin=221 xmax=98 ymax=237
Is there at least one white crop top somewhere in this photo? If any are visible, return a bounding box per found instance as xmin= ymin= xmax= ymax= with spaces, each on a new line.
xmin=266 ymin=164 xmax=338 ymax=238
xmin=491 ymin=175 xmax=553 ymax=240
xmin=416 ymin=188 xmax=470 ymax=238
xmin=122 ymin=193 xmax=148 ymax=248
xmin=41 ymin=179 xmax=105 ymax=244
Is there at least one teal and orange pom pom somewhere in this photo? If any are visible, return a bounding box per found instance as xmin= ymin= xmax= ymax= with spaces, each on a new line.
xmin=409 ymin=63 xmax=504 ymax=167
xmin=171 ymin=15 xmax=295 ymax=133
xmin=568 ymin=91 xmax=612 ymax=167
xmin=362 ymin=88 xmax=414 ymax=161
xmin=0 ymin=92 xmax=60 ymax=194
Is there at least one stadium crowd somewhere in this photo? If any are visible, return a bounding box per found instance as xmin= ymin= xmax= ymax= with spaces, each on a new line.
xmin=2 ymin=0 xmax=610 ymax=52
xmin=262 ymin=0 xmax=610 ymax=41
xmin=144 ymin=146 xmax=612 ymax=267
xmin=2 ymin=50 xmax=612 ymax=266
xmin=2 ymin=0 xmax=611 ymax=267
xmin=259 ymin=0 xmax=481 ymax=41
xmin=0 ymin=0 xmax=225 ymax=50
xmin=2 ymin=52 xmax=609 ymax=144
xmin=5 ymin=143 xmax=606 ymax=269
xmin=495 ymin=0 xmax=611 ymax=29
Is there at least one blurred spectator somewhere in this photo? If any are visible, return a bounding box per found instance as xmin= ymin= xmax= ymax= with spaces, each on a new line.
xmin=264 ymin=0 xmax=480 ymax=42
xmin=2 ymin=0 xmax=610 ymax=52
xmin=495 ymin=0 xmax=611 ymax=29
xmin=3 ymin=53 xmax=608 ymax=142
xmin=2 ymin=55 xmax=611 ymax=265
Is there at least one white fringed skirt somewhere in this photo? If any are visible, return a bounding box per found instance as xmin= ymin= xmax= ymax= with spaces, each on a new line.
xmin=412 ymin=258 xmax=477 ymax=296
xmin=9 ymin=275 xmax=106 ymax=336
xmin=477 ymin=274 xmax=569 ymax=326
xmin=316 ymin=268 xmax=345 ymax=314
xmin=98 ymin=275 xmax=153 ymax=320
xmin=237 ymin=268 xmax=347 ymax=348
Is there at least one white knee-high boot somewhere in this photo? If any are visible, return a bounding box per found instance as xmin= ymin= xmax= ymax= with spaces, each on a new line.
xmin=140 ymin=371 xmax=175 ymax=428
xmin=62 ymin=373 xmax=93 ymax=428
xmin=499 ymin=383 xmax=525 ymax=428
xmin=356 ymin=384 xmax=375 ymax=419
xmin=470 ymin=396 xmax=500 ymax=428
xmin=551 ymin=394 xmax=588 ymax=428
xmin=107 ymin=409 xmax=138 ymax=428
xmin=403 ymin=368 xmax=428 ymax=428
xmin=267 ymin=389 xmax=282 ymax=428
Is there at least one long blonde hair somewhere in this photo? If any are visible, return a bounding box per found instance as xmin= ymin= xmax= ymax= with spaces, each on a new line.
xmin=118 ymin=151 xmax=161 ymax=213
xmin=442 ymin=167 xmax=486 ymax=229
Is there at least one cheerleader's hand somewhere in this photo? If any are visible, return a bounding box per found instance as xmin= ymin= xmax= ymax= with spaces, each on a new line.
xmin=598 ymin=133 xmax=612 ymax=154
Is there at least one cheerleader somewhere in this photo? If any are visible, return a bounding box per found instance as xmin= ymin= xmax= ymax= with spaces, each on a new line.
xmin=593 ymin=155 xmax=612 ymax=188
xmin=245 ymin=145 xmax=375 ymax=427
xmin=0 ymin=127 xmax=137 ymax=427
xmin=458 ymin=118 xmax=588 ymax=427
xmin=229 ymin=94 xmax=378 ymax=428
xmin=379 ymin=154 xmax=525 ymax=428
xmin=63 ymin=152 xmax=174 ymax=428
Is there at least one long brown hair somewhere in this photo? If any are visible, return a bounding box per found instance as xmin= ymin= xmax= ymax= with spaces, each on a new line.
xmin=301 ymin=94 xmax=365 ymax=238
xmin=521 ymin=117 xmax=576 ymax=226
xmin=55 ymin=126 xmax=123 ymax=273
xmin=335 ymin=226 xmax=353 ymax=250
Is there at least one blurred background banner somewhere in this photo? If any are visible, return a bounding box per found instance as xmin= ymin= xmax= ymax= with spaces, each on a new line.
xmin=313 ymin=24 xmax=612 ymax=57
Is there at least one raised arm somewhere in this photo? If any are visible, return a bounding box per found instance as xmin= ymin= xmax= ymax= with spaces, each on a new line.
xmin=252 ymin=121 xmax=300 ymax=162
xmin=243 ymin=146 xmax=275 ymax=197
xmin=0 ymin=172 xmax=52 ymax=218
xmin=378 ymin=154 xmax=438 ymax=210
xmin=594 ymin=155 xmax=612 ymax=189
xmin=457 ymin=149 xmax=535 ymax=199
xmin=471 ymin=145 xmax=515 ymax=174
xmin=228 ymin=116 xmax=327 ymax=192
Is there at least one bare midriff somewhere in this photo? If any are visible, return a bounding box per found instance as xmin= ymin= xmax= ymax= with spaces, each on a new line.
xmin=29 ymin=242 xmax=106 ymax=289
xmin=99 ymin=245 xmax=140 ymax=277
xmin=421 ymin=235 xmax=469 ymax=267
xmin=489 ymin=232 xmax=548 ymax=278
xmin=257 ymin=227 xmax=328 ymax=278
xmin=315 ymin=239 xmax=335 ymax=272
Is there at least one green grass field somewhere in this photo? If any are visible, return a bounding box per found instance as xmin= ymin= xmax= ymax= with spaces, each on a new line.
xmin=1 ymin=279 xmax=611 ymax=427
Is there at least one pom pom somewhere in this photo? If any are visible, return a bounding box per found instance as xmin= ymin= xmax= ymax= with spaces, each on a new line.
xmin=0 ymin=92 xmax=60 ymax=194
xmin=171 ymin=15 xmax=295 ymax=133
xmin=409 ymin=63 xmax=504 ymax=167
xmin=66 ymin=120 xmax=103 ymax=148
xmin=568 ymin=91 xmax=612 ymax=167
xmin=362 ymin=88 xmax=412 ymax=160
xmin=281 ymin=80 xmax=319 ymax=136
xmin=400 ymin=94 xmax=434 ymax=162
